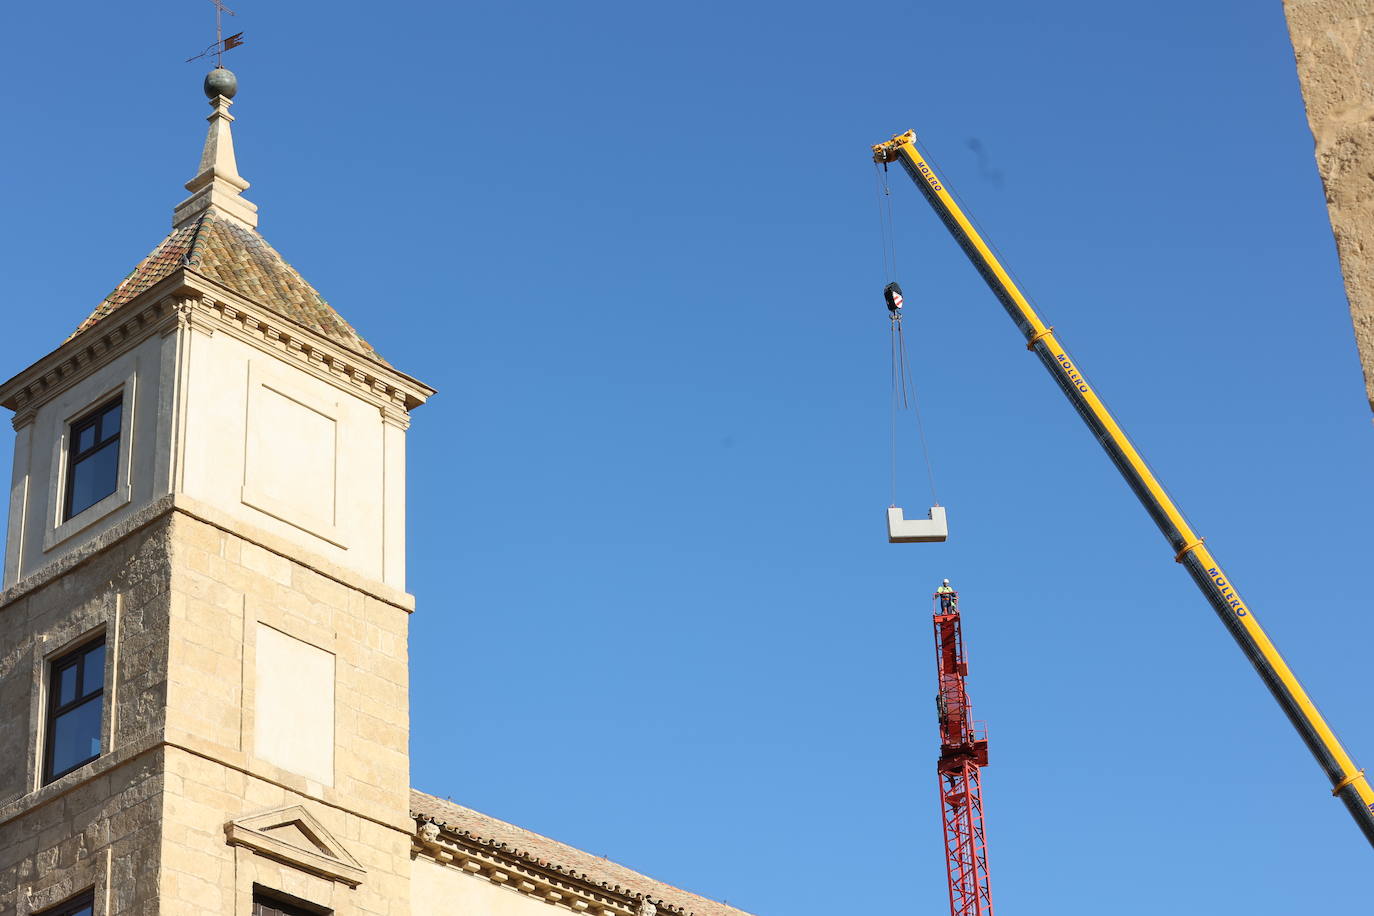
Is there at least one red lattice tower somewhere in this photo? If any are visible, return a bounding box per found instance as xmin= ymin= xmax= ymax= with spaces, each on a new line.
xmin=932 ymin=588 xmax=994 ymax=916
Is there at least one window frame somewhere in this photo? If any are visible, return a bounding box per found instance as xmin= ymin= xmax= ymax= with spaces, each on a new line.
xmin=35 ymin=889 xmax=94 ymax=916
xmin=63 ymin=397 xmax=124 ymax=522
xmin=252 ymin=889 xmax=329 ymax=916
xmin=43 ymin=635 xmax=107 ymax=784
xmin=42 ymin=371 xmax=137 ymax=555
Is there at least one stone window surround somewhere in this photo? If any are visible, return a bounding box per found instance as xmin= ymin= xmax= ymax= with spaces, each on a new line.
xmin=23 ymin=595 xmax=121 ymax=797
xmin=63 ymin=399 xmax=123 ymax=521
xmin=253 ymin=888 xmax=333 ymax=916
xmin=42 ymin=370 xmax=137 ymax=554
xmin=227 ymin=804 xmax=366 ymax=888
xmin=31 ymin=889 xmax=96 ymax=916
xmin=227 ymin=803 xmax=362 ymax=916
xmin=14 ymin=847 xmax=113 ymax=916
xmin=239 ymin=872 xmax=340 ymax=916
xmin=42 ymin=633 xmax=107 ymax=784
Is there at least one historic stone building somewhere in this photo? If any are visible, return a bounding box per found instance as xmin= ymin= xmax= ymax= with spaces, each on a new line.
xmin=0 ymin=69 xmax=752 ymax=916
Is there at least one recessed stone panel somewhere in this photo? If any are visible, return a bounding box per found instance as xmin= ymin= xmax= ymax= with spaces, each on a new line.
xmin=241 ymin=362 xmax=343 ymax=546
xmin=254 ymin=623 xmax=335 ymax=785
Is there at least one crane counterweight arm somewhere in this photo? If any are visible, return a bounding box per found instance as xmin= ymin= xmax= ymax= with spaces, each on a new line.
xmin=873 ymin=129 xmax=1374 ymax=845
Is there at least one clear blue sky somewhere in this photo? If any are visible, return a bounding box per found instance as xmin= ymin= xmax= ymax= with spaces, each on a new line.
xmin=4 ymin=1 xmax=1372 ymax=913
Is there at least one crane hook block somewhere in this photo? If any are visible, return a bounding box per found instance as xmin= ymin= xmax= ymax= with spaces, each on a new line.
xmin=887 ymin=506 xmax=948 ymax=543
xmin=884 ymin=281 xmax=904 ymax=314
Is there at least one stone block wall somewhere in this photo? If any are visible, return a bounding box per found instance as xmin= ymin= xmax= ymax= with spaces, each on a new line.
xmin=158 ymin=507 xmax=415 ymax=915
xmin=0 ymin=760 xmax=165 ymax=916
xmin=0 ymin=515 xmax=174 ymax=916
xmin=0 ymin=502 xmax=414 ymax=915
xmin=1284 ymin=0 xmax=1374 ymax=412
xmin=162 ymin=751 xmax=411 ymax=916
xmin=163 ymin=509 xmax=412 ymax=822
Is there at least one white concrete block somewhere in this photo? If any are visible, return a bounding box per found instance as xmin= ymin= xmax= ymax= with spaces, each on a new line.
xmin=887 ymin=506 xmax=948 ymax=543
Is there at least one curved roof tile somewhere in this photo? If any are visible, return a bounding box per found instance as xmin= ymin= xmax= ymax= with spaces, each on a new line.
xmin=71 ymin=209 xmax=387 ymax=365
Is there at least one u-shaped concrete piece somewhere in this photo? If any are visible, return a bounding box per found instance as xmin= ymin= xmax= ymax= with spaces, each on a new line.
xmin=887 ymin=506 xmax=948 ymax=543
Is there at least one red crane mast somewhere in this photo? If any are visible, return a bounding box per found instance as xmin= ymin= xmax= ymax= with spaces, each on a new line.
xmin=932 ymin=585 xmax=993 ymax=916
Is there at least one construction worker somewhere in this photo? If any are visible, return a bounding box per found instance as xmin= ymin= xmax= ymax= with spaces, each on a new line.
xmin=935 ymin=578 xmax=957 ymax=612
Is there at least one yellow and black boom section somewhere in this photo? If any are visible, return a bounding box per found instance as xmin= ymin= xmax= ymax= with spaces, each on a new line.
xmin=871 ymin=129 xmax=1374 ymax=846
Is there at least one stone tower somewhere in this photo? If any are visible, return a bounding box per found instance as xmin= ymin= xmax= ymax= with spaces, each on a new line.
xmin=0 ymin=68 xmax=433 ymax=916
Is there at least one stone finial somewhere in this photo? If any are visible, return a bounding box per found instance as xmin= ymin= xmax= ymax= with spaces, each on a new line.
xmin=173 ymin=67 xmax=259 ymax=230
xmin=637 ymin=900 xmax=656 ymax=916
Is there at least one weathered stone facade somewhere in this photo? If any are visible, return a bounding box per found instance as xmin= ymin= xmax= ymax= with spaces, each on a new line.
xmin=1284 ymin=0 xmax=1374 ymax=413
xmin=0 ymin=514 xmax=171 ymax=915
xmin=0 ymin=497 xmax=417 ymax=916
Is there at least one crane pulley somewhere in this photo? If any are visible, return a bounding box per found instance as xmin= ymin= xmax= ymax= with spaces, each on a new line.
xmin=885 ymin=281 xmax=905 ymax=314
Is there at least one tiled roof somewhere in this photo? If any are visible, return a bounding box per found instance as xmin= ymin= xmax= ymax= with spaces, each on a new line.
xmin=70 ymin=209 xmax=386 ymax=365
xmin=410 ymin=789 xmax=755 ymax=916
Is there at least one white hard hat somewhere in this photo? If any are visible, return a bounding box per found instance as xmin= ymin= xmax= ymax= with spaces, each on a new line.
xmin=942 ymin=578 xmax=950 ymax=586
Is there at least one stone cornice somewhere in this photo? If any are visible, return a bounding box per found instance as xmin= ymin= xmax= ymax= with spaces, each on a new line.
xmin=180 ymin=267 xmax=436 ymax=411
xmin=409 ymin=798 xmax=753 ymax=916
xmin=0 ymin=266 xmax=436 ymax=418
xmin=0 ymin=494 xmax=416 ymax=616
xmin=0 ymin=734 xmax=414 ymax=840
xmin=0 ymin=280 xmax=178 ymax=416
xmin=412 ymin=823 xmax=661 ymax=916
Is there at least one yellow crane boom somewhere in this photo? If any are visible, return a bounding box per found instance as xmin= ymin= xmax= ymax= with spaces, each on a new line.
xmin=872 ymin=129 xmax=1374 ymax=846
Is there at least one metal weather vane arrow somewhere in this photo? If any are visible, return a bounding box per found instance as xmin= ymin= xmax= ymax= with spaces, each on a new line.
xmin=185 ymin=0 xmax=244 ymax=66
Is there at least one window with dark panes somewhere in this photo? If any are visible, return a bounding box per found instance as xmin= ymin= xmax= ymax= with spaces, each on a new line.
xmin=65 ymin=397 xmax=123 ymax=520
xmin=35 ymin=889 xmax=93 ymax=916
xmin=253 ymin=891 xmax=327 ymax=916
xmin=44 ymin=637 xmax=106 ymax=783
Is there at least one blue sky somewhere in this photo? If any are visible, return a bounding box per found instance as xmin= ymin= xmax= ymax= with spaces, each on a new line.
xmin=4 ymin=1 xmax=1373 ymax=913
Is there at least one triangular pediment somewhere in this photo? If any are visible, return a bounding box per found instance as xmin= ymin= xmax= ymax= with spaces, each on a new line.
xmin=225 ymin=805 xmax=366 ymax=887
xmin=264 ymin=820 xmax=331 ymax=856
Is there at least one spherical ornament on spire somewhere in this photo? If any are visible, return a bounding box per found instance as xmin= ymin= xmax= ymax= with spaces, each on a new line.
xmin=204 ymin=67 xmax=238 ymax=100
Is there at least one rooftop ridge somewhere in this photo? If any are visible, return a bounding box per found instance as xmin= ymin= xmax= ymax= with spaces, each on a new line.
xmin=184 ymin=208 xmax=212 ymax=266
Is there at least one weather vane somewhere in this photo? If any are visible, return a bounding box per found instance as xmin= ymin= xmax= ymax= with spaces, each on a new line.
xmin=186 ymin=0 xmax=244 ymax=67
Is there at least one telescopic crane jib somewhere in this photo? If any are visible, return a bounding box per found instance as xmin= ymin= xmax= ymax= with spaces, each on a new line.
xmin=872 ymin=128 xmax=1374 ymax=846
